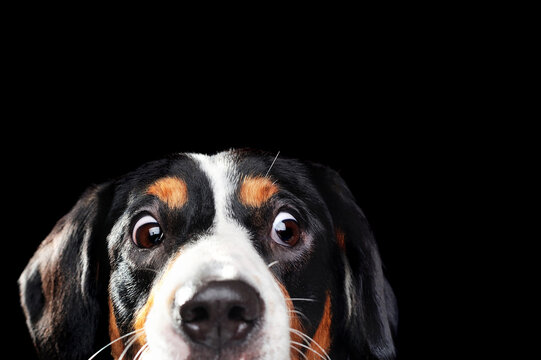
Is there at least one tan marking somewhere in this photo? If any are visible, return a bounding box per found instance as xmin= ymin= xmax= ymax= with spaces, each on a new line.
xmin=133 ymin=251 xmax=183 ymax=349
xmin=147 ymin=177 xmax=188 ymax=209
xmin=239 ymin=176 xmax=279 ymax=207
xmin=108 ymin=297 xmax=124 ymax=359
xmin=307 ymin=292 xmax=332 ymax=360
xmin=132 ymin=293 xmax=153 ymax=349
xmin=276 ymin=279 xmax=304 ymax=360
xmin=336 ymin=229 xmax=346 ymax=251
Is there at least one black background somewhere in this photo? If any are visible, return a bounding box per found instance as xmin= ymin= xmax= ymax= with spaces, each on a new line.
xmin=3 ymin=15 xmax=484 ymax=360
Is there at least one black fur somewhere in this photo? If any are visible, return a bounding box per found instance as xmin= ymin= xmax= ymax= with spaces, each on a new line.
xmin=19 ymin=150 xmax=397 ymax=359
xmin=19 ymin=184 xmax=114 ymax=360
xmin=307 ymin=163 xmax=398 ymax=359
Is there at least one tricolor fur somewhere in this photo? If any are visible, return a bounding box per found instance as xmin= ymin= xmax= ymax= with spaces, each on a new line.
xmin=19 ymin=150 xmax=398 ymax=360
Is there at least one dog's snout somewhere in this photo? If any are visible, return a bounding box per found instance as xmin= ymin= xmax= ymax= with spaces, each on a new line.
xmin=177 ymin=280 xmax=263 ymax=349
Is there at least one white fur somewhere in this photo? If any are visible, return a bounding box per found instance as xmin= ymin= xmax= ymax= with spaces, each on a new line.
xmin=342 ymin=252 xmax=355 ymax=321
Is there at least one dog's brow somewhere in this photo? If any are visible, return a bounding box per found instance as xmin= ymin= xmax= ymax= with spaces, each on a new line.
xmin=239 ymin=176 xmax=279 ymax=208
xmin=147 ymin=177 xmax=188 ymax=209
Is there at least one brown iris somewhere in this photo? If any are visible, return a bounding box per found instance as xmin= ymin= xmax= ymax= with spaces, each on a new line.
xmin=132 ymin=215 xmax=164 ymax=248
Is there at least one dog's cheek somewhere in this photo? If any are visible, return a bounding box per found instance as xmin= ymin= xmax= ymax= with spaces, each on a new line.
xmin=308 ymin=292 xmax=332 ymax=360
xmin=108 ymin=298 xmax=124 ymax=358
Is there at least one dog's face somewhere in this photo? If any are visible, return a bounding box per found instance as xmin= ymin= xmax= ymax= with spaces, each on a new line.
xmin=19 ymin=150 xmax=397 ymax=360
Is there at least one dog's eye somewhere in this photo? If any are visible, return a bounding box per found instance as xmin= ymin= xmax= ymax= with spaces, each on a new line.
xmin=132 ymin=215 xmax=163 ymax=248
xmin=271 ymin=212 xmax=300 ymax=247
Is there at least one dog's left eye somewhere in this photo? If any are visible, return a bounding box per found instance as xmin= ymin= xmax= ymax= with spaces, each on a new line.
xmin=132 ymin=215 xmax=163 ymax=248
xmin=271 ymin=212 xmax=300 ymax=247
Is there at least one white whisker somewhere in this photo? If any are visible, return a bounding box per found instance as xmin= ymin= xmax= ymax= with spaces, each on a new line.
xmin=288 ymin=298 xmax=317 ymax=302
xmin=138 ymin=345 xmax=151 ymax=360
xmin=290 ymin=328 xmax=313 ymax=345
xmin=88 ymin=329 xmax=144 ymax=360
xmin=290 ymin=328 xmax=332 ymax=360
xmin=119 ymin=332 xmax=144 ymax=360
xmin=290 ymin=344 xmax=308 ymax=360
xmin=268 ymin=260 xmax=279 ymax=268
xmin=265 ymin=151 xmax=280 ymax=177
xmin=290 ymin=340 xmax=327 ymax=360
xmin=289 ymin=309 xmax=311 ymax=324
xmin=134 ymin=343 xmax=149 ymax=360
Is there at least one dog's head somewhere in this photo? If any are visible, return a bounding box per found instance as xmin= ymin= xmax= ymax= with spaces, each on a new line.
xmin=19 ymin=150 xmax=397 ymax=360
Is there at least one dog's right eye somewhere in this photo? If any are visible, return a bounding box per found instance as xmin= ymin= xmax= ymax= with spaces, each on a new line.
xmin=132 ymin=215 xmax=163 ymax=248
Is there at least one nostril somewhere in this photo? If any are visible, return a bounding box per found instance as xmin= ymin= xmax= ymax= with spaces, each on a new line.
xmin=183 ymin=305 xmax=209 ymax=322
xmin=180 ymin=303 xmax=214 ymax=345
xmin=227 ymin=304 xmax=255 ymax=341
xmin=228 ymin=305 xmax=246 ymax=322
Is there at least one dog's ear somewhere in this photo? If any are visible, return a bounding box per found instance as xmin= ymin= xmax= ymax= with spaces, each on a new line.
xmin=308 ymin=163 xmax=398 ymax=360
xmin=18 ymin=183 xmax=113 ymax=360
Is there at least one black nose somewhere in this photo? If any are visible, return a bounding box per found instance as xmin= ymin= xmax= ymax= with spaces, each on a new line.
xmin=178 ymin=280 xmax=263 ymax=349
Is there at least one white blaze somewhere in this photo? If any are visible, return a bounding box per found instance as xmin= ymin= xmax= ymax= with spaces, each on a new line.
xmin=142 ymin=152 xmax=291 ymax=360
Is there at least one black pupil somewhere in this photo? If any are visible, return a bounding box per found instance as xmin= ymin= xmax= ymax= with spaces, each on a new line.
xmin=275 ymin=220 xmax=296 ymax=242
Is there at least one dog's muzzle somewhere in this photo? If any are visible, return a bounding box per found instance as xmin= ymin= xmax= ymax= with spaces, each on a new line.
xmin=142 ymin=227 xmax=291 ymax=360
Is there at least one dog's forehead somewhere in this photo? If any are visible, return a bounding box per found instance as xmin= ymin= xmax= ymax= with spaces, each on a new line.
xmin=146 ymin=151 xmax=277 ymax=210
xmin=109 ymin=151 xmax=277 ymax=228
xmin=187 ymin=151 xmax=277 ymax=217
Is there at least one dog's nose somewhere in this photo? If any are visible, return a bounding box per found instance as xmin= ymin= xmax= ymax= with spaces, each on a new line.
xmin=178 ymin=280 xmax=263 ymax=349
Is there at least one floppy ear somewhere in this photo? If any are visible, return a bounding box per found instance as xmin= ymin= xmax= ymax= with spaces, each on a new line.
xmin=308 ymin=163 xmax=398 ymax=360
xmin=18 ymin=183 xmax=113 ymax=360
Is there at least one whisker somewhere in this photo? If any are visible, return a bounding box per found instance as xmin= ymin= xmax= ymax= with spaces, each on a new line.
xmin=290 ymin=340 xmax=327 ymax=360
xmin=290 ymin=328 xmax=312 ymax=345
xmin=290 ymin=329 xmax=332 ymax=360
xmin=268 ymin=260 xmax=279 ymax=268
xmin=119 ymin=332 xmax=144 ymax=360
xmin=88 ymin=329 xmax=144 ymax=360
xmin=137 ymin=345 xmax=151 ymax=360
xmin=134 ymin=343 xmax=149 ymax=360
xmin=139 ymin=268 xmax=158 ymax=274
xmin=265 ymin=151 xmax=280 ymax=177
xmin=290 ymin=344 xmax=308 ymax=360
xmin=288 ymin=298 xmax=317 ymax=302
xmin=289 ymin=309 xmax=311 ymax=324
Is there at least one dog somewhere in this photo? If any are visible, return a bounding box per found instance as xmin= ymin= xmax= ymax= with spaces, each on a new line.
xmin=19 ymin=150 xmax=398 ymax=360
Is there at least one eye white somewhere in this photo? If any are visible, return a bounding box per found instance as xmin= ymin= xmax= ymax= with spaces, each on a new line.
xmin=273 ymin=212 xmax=297 ymax=228
xmin=132 ymin=215 xmax=159 ymax=240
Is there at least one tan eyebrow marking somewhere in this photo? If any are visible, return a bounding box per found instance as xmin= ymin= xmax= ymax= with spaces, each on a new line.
xmin=147 ymin=177 xmax=188 ymax=209
xmin=239 ymin=176 xmax=279 ymax=207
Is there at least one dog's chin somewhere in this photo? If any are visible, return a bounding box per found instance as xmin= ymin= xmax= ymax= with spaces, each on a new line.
xmin=141 ymin=342 xmax=262 ymax=360
xmin=141 ymin=321 xmax=189 ymax=360
xmin=141 ymin=323 xmax=273 ymax=360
